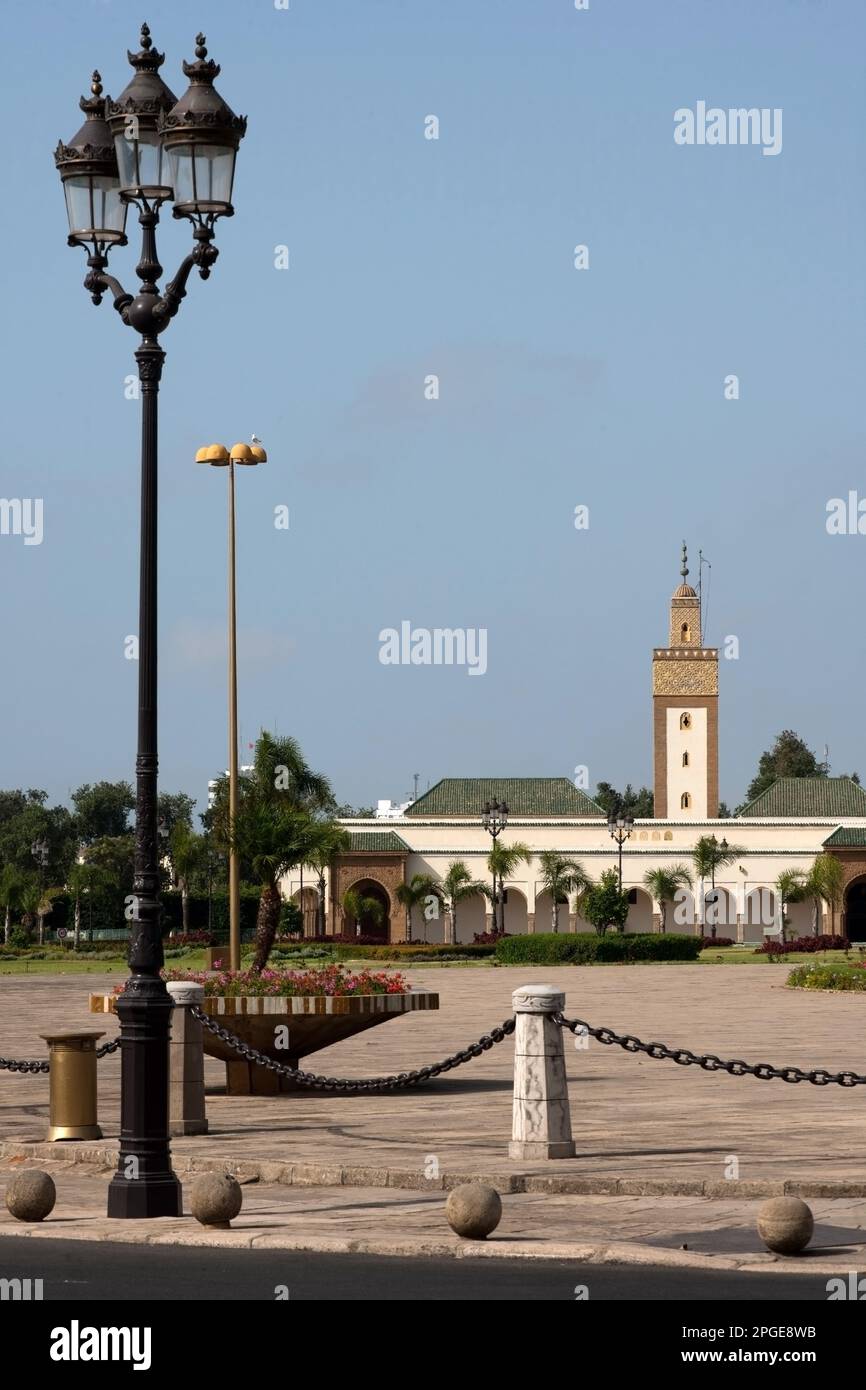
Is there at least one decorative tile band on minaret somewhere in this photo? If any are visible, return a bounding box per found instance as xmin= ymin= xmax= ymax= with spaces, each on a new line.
xmin=653 ymin=542 xmax=719 ymax=818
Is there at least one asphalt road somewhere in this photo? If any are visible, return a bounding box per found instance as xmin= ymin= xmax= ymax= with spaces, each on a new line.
xmin=0 ymin=1237 xmax=835 ymax=1301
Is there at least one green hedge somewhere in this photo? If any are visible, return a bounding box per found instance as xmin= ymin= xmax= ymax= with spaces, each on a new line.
xmin=332 ymin=943 xmax=497 ymax=962
xmin=495 ymin=932 xmax=702 ymax=965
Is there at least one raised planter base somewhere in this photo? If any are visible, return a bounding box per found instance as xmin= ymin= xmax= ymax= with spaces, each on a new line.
xmin=91 ymin=989 xmax=439 ymax=1096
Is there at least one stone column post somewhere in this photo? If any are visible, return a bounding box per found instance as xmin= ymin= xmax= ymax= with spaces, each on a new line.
xmin=166 ymin=982 xmax=208 ymax=1136
xmin=508 ymin=984 xmax=575 ymax=1160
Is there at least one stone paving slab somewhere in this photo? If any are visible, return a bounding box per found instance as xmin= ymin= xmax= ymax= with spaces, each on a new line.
xmin=1 ymin=1159 xmax=865 ymax=1276
xmin=2 ymin=965 xmax=865 ymax=1187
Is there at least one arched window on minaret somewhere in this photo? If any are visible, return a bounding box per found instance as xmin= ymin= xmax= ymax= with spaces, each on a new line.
xmin=682 ymin=751 xmax=689 ymax=767
xmin=680 ymin=713 xmax=691 ymax=730
xmin=680 ymin=622 xmax=690 ymax=643
xmin=681 ymin=792 xmax=691 ymax=810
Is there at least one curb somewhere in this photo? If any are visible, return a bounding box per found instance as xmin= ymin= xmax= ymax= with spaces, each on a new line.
xmin=0 ymin=1221 xmax=854 ymax=1274
xmin=3 ymin=1140 xmax=865 ymax=1200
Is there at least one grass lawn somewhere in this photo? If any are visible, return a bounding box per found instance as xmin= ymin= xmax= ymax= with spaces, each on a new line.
xmin=3 ymin=946 xmax=866 ymax=975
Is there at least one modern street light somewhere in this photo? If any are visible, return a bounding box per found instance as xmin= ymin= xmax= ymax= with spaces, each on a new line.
xmin=55 ymin=25 xmax=246 ymax=1219
xmin=195 ymin=440 xmax=267 ymax=971
xmin=607 ymin=811 xmax=634 ymax=890
xmin=481 ymin=799 xmax=509 ymax=934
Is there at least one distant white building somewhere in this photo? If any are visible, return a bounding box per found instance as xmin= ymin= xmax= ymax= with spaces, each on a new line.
xmin=374 ymin=798 xmax=414 ymax=820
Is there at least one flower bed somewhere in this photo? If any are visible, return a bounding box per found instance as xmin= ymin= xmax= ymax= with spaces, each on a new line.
xmin=113 ymin=964 xmax=411 ymax=998
xmin=787 ymin=962 xmax=866 ymax=992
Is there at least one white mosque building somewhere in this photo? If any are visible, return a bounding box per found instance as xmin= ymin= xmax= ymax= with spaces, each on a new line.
xmin=285 ymin=551 xmax=866 ymax=945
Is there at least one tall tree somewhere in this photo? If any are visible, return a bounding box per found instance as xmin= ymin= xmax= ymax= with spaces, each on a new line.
xmin=71 ymin=781 xmax=134 ymax=844
xmin=395 ymin=873 xmax=440 ymax=943
xmin=774 ymin=869 xmax=807 ymax=944
xmin=801 ymin=854 xmax=845 ymax=937
xmin=306 ymin=825 xmax=352 ymax=937
xmin=745 ymin=731 xmax=825 ymax=805
xmin=0 ymin=864 xmax=24 ymax=943
xmin=215 ymin=731 xmax=339 ymax=971
xmin=486 ymin=840 xmax=532 ymax=934
xmin=169 ymin=823 xmax=207 ymax=934
xmin=595 ymin=782 xmax=654 ymax=818
xmin=537 ymin=852 xmax=591 ymax=932
xmin=441 ymin=862 xmax=488 ymax=945
xmin=581 ymin=869 xmax=629 ymax=936
xmin=643 ymin=864 xmax=693 ymax=934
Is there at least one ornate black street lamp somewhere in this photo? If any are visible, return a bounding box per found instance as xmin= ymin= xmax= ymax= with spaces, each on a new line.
xmin=607 ymin=811 xmax=634 ymax=889
xmin=54 ymin=25 xmax=246 ymax=1219
xmin=481 ymin=800 xmax=509 ymax=934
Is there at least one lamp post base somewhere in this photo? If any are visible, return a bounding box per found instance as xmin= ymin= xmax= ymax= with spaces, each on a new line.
xmin=106 ymin=1173 xmax=182 ymax=1219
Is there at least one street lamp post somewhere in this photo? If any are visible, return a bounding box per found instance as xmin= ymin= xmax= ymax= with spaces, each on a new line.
xmin=195 ymin=440 xmax=266 ymax=971
xmin=481 ymin=800 xmax=509 ymax=934
xmin=607 ymin=811 xmax=634 ymax=890
xmin=55 ymin=26 xmax=246 ymax=1219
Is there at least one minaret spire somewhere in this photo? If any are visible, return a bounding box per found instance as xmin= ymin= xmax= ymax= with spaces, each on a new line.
xmin=680 ymin=540 xmax=688 ymax=584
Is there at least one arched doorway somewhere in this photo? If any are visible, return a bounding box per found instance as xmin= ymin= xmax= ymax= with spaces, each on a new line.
xmin=503 ymin=888 xmax=528 ymax=935
xmin=625 ymin=887 xmax=653 ymax=933
xmin=343 ymin=878 xmax=391 ymax=942
xmin=845 ymin=879 xmax=866 ymax=942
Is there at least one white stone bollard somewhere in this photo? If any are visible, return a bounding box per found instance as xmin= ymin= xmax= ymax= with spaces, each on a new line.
xmin=508 ymin=984 xmax=575 ymax=1160
xmin=167 ymin=982 xmax=208 ymax=1136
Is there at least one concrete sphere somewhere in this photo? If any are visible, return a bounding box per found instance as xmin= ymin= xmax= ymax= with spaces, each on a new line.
xmin=189 ymin=1173 xmax=243 ymax=1228
xmin=757 ymin=1197 xmax=814 ymax=1254
xmin=445 ymin=1183 xmax=502 ymax=1239
xmin=5 ymin=1169 xmax=56 ymax=1222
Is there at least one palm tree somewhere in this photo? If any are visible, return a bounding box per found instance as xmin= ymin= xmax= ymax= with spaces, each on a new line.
xmin=169 ymin=823 xmax=207 ymax=935
xmin=537 ymin=851 xmax=591 ymax=932
xmin=215 ymin=731 xmax=337 ymax=971
xmin=396 ymin=873 xmax=440 ymax=943
xmin=306 ymin=825 xmax=352 ymax=938
xmin=227 ymin=803 xmax=343 ymax=973
xmin=342 ymin=887 xmax=385 ymax=938
xmin=0 ymin=865 xmax=24 ymax=944
xmin=801 ymin=854 xmax=845 ymax=937
xmin=774 ymin=869 xmax=807 ymax=944
xmin=692 ymin=836 xmax=746 ymax=937
xmin=643 ymin=864 xmax=694 ymax=934
xmin=486 ymin=840 xmax=532 ymax=935
xmin=441 ymin=861 xmax=487 ymax=945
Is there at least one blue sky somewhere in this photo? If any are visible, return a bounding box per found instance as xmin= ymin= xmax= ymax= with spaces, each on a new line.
xmin=1 ymin=0 xmax=864 ymax=815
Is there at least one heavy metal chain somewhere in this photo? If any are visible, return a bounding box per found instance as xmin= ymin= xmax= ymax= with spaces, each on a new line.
xmin=555 ymin=1014 xmax=866 ymax=1087
xmin=190 ymin=1004 xmax=515 ymax=1092
xmin=0 ymin=1037 xmax=121 ymax=1075
xmin=0 ymin=1056 xmax=49 ymax=1075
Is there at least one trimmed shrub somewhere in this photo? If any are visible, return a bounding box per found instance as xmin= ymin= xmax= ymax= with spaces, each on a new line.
xmin=755 ymin=935 xmax=849 ymax=957
xmin=700 ymin=937 xmax=735 ymax=949
xmin=494 ymin=932 xmax=702 ymax=965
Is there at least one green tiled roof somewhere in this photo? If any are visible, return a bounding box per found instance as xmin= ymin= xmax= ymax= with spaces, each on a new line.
xmin=739 ymin=777 xmax=866 ymax=818
xmin=405 ymin=778 xmax=605 ymax=818
xmin=823 ymin=827 xmax=866 ymax=848
xmin=344 ymin=831 xmax=409 ymax=854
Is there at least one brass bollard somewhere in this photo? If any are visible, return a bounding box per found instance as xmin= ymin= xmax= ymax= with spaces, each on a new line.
xmin=39 ymin=1031 xmax=105 ymax=1141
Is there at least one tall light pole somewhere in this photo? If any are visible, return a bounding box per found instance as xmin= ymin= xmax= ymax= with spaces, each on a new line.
xmin=481 ymin=799 xmax=509 ymax=934
xmin=195 ymin=440 xmax=266 ymax=971
xmin=607 ymin=811 xmax=634 ymax=889
xmin=55 ymin=26 xmax=246 ymax=1218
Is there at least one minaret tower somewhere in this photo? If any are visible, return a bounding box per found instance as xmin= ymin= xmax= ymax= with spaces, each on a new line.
xmin=653 ymin=543 xmax=718 ymax=818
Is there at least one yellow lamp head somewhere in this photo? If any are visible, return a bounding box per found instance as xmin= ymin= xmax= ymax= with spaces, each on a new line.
xmin=229 ymin=442 xmax=255 ymax=465
xmin=250 ymin=445 xmax=267 ymax=464
xmin=196 ymin=443 xmax=230 ymax=466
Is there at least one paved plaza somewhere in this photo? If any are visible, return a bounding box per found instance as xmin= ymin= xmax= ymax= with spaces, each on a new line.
xmin=2 ymin=963 xmax=865 ymax=1187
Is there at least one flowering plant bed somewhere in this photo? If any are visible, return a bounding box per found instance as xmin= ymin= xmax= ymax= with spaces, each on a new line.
xmin=165 ymin=964 xmax=410 ymax=997
xmin=91 ymin=967 xmax=438 ymax=1096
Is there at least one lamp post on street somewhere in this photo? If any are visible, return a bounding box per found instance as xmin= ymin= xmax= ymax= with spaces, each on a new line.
xmin=55 ymin=25 xmax=246 ymax=1218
